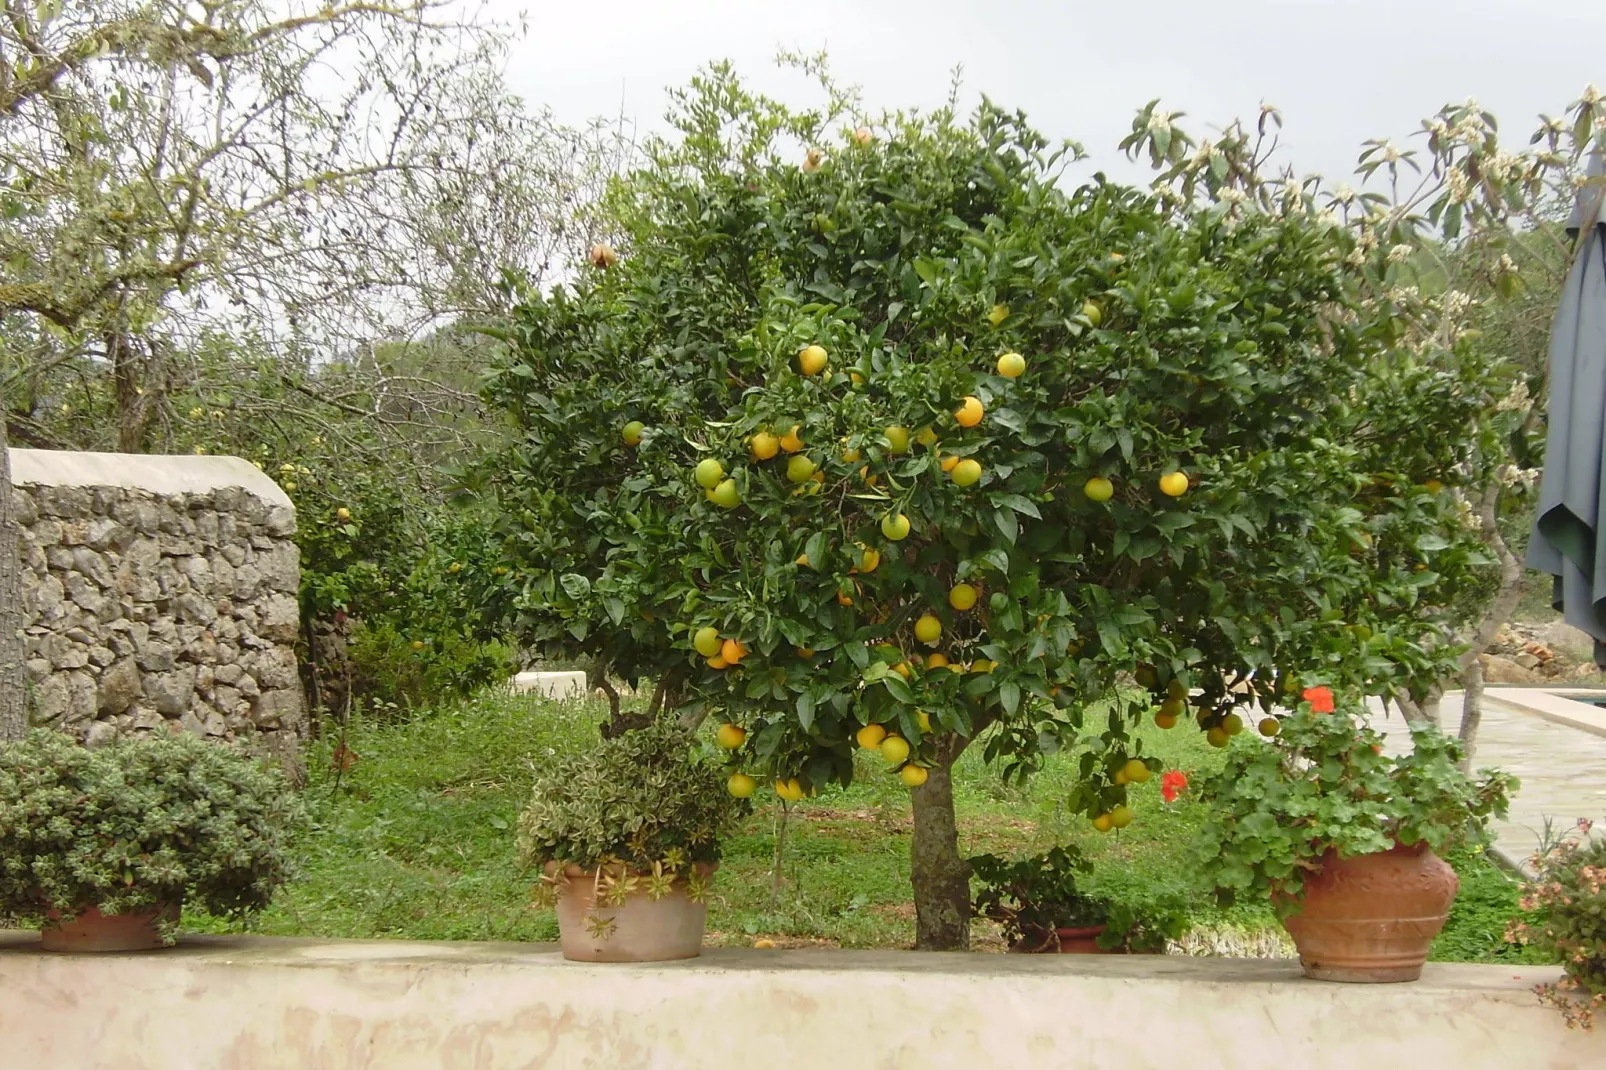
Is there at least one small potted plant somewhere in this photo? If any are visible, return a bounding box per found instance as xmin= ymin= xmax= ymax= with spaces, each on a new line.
xmin=0 ymin=730 xmax=302 ymax=952
xmin=970 ymin=847 xmax=1185 ymax=953
xmin=1199 ymin=687 xmax=1515 ymax=982
xmin=1506 ymin=818 xmax=1606 ymax=1029
xmin=518 ymin=717 xmax=748 ymax=962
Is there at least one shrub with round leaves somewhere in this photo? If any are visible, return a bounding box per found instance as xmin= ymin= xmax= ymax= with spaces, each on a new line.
xmin=1198 ymin=696 xmax=1514 ymax=912
xmin=0 ymin=731 xmax=303 ymax=933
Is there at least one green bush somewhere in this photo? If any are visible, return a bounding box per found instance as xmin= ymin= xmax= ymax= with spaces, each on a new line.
xmin=348 ymin=619 xmax=519 ymax=711
xmin=0 ymin=731 xmax=302 ymax=936
xmin=970 ymin=845 xmax=1187 ymax=952
xmin=518 ymin=718 xmax=747 ymax=875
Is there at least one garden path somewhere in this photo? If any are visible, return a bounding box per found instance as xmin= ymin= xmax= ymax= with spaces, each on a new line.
xmin=1362 ymin=692 xmax=1606 ymax=874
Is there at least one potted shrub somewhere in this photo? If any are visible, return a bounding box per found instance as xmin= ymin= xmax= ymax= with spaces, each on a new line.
xmin=0 ymin=730 xmax=302 ymax=952
xmin=518 ymin=718 xmax=748 ymax=962
xmin=1200 ymin=690 xmax=1514 ymax=982
xmin=1506 ymin=818 xmax=1606 ymax=1029
xmin=969 ymin=846 xmax=1185 ymax=953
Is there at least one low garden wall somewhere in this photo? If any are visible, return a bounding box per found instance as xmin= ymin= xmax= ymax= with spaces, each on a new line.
xmin=8 ymin=449 xmax=304 ymax=765
xmin=0 ymin=934 xmax=1598 ymax=1069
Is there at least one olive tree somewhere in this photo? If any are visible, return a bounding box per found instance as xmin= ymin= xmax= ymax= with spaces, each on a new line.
xmin=475 ymin=67 xmax=1480 ymax=949
xmin=0 ymin=0 xmax=627 ymax=735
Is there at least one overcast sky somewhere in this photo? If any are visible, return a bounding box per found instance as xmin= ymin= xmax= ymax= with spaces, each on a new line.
xmin=494 ymin=0 xmax=1605 ymax=188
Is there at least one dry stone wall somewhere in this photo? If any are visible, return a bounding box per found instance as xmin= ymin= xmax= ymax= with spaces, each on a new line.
xmin=8 ymin=449 xmax=304 ymax=764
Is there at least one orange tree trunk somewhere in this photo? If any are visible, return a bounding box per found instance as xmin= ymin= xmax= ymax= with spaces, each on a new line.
xmin=910 ymin=734 xmax=971 ymax=950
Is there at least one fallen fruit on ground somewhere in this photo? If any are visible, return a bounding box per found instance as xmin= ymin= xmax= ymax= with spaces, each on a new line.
xmin=856 ymin=724 xmax=888 ymax=750
xmin=955 ymin=396 xmax=984 ymax=428
xmin=693 ymin=626 xmax=722 ymax=657
xmin=880 ymin=736 xmax=911 ymax=764
xmin=914 ymin=613 xmax=942 ymax=645
xmin=1084 ymin=476 xmax=1114 ymax=502
xmin=951 ymin=459 xmax=982 ymax=486
xmin=716 ymin=723 xmax=746 ymax=749
xmin=622 ymin=421 xmax=644 ymax=447
xmin=901 ymin=764 xmax=928 ymax=787
xmin=996 ymin=351 xmax=1025 ymax=378
xmin=881 ymin=512 xmax=911 ymax=540
xmin=695 ymin=458 xmax=725 ymax=489
xmin=948 ymin=583 xmax=978 ymax=611
xmin=799 ymin=344 xmax=828 ymax=375
xmin=727 ymin=773 xmax=757 ymax=798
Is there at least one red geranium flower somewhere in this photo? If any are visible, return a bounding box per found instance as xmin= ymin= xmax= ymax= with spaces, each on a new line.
xmin=1161 ymin=770 xmax=1189 ymax=804
xmin=1301 ymin=686 xmax=1335 ymax=714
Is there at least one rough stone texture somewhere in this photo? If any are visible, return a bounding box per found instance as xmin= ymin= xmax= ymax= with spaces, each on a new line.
xmin=0 ymin=937 xmax=1599 ymax=1070
xmin=8 ymin=449 xmax=303 ymax=761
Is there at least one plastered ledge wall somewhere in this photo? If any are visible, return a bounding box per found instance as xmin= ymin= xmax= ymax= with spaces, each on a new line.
xmin=1 ymin=933 xmax=1601 ymax=1069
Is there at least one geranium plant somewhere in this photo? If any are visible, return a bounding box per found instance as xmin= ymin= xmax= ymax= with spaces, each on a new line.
xmin=0 ymin=730 xmax=302 ymax=940
xmin=1507 ymin=819 xmax=1606 ymax=1030
xmin=1199 ymin=692 xmax=1514 ymax=910
xmin=518 ymin=718 xmax=748 ymax=935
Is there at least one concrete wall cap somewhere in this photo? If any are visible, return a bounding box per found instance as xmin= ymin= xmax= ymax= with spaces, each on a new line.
xmin=8 ymin=449 xmax=291 ymax=511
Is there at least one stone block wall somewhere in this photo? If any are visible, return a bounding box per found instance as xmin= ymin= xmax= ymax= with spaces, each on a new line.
xmin=7 ymin=449 xmax=304 ymax=762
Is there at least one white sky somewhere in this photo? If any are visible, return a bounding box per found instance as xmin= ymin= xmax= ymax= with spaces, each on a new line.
xmin=496 ymin=0 xmax=1605 ymax=187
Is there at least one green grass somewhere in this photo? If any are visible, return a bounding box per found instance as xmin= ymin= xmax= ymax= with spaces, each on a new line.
xmin=187 ymin=688 xmax=1538 ymax=959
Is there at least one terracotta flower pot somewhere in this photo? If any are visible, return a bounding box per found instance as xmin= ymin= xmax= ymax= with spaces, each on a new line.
xmin=40 ymin=904 xmax=179 ymax=953
xmin=549 ymin=862 xmax=711 ymax=962
xmin=1280 ymin=842 xmax=1458 ymax=983
xmin=1010 ymin=924 xmax=1110 ymax=954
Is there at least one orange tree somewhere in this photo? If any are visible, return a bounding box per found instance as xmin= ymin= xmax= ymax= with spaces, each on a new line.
xmin=472 ymin=70 xmax=1484 ymax=949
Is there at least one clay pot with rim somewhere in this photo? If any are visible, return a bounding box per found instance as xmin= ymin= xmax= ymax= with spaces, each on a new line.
xmin=547 ymin=861 xmax=713 ymax=962
xmin=1010 ymin=923 xmax=1111 ymax=954
xmin=40 ymin=904 xmax=180 ymax=953
xmin=1280 ymin=842 xmax=1458 ymax=982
